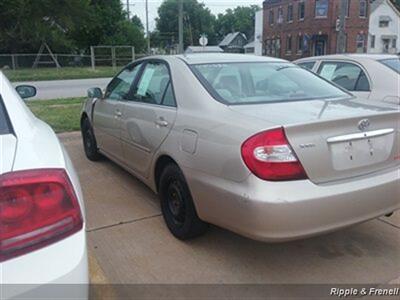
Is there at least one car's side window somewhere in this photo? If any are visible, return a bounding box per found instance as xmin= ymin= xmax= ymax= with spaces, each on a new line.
xmin=162 ymin=82 xmax=176 ymax=107
xmin=297 ymin=61 xmax=316 ymax=70
xmin=105 ymin=64 xmax=142 ymax=100
xmin=0 ymin=96 xmax=11 ymax=135
xmin=317 ymin=62 xmax=370 ymax=92
xmin=133 ymin=61 xmax=176 ymax=106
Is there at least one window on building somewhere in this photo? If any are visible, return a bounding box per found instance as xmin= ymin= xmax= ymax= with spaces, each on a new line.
xmin=370 ymin=35 xmax=375 ymax=48
xmin=392 ymin=39 xmax=397 ymax=49
xmin=286 ymin=36 xmax=292 ymax=53
xmin=265 ymin=40 xmax=270 ymax=55
xmin=297 ymin=35 xmax=303 ymax=52
xmin=359 ymin=0 xmax=367 ymax=17
xmin=269 ymin=9 xmax=274 ymax=25
xmin=356 ymin=34 xmax=366 ymax=53
xmin=379 ymin=20 xmax=389 ymax=27
xmin=382 ymin=39 xmax=390 ymax=53
xmin=298 ymin=1 xmax=305 ymax=20
xmin=287 ymin=4 xmax=293 ymax=22
xmin=315 ymin=0 xmax=329 ymax=18
xmin=344 ymin=0 xmax=351 ymax=17
xmin=278 ymin=7 xmax=284 ymax=23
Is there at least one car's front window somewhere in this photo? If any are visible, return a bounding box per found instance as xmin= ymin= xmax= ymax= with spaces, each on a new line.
xmin=192 ymin=62 xmax=350 ymax=105
xmin=379 ymin=58 xmax=400 ymax=74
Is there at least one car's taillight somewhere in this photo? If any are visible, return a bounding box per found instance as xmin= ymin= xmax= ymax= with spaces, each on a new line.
xmin=241 ymin=127 xmax=307 ymax=181
xmin=0 ymin=169 xmax=83 ymax=262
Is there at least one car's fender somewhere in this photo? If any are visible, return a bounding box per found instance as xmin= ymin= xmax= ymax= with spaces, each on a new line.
xmin=81 ymin=97 xmax=98 ymax=123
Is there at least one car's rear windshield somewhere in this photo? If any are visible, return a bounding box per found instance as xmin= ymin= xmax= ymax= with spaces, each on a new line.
xmin=191 ymin=62 xmax=350 ymax=105
xmin=379 ymin=58 xmax=400 ymax=74
xmin=0 ymin=96 xmax=11 ymax=135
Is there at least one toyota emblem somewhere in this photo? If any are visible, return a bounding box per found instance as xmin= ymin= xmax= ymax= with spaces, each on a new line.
xmin=358 ymin=119 xmax=370 ymax=131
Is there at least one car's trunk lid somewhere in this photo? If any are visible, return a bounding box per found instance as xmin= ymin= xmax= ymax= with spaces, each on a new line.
xmin=0 ymin=134 xmax=17 ymax=175
xmin=229 ymin=99 xmax=400 ymax=183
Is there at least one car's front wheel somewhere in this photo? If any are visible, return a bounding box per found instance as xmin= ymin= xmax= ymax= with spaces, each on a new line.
xmin=81 ymin=117 xmax=102 ymax=161
xmin=159 ymin=164 xmax=208 ymax=240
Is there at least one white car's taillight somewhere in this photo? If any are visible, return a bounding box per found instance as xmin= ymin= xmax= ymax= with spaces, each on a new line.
xmin=241 ymin=127 xmax=307 ymax=181
xmin=0 ymin=169 xmax=83 ymax=262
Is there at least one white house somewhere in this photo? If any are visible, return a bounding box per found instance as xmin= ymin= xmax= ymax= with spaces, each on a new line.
xmin=368 ymin=0 xmax=400 ymax=54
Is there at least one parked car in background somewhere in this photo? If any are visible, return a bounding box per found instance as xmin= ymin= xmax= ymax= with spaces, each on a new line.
xmin=0 ymin=72 xmax=88 ymax=299
xmin=81 ymin=54 xmax=399 ymax=242
xmin=295 ymin=54 xmax=400 ymax=105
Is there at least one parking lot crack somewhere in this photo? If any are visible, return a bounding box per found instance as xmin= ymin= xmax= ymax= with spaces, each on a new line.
xmin=86 ymin=213 xmax=162 ymax=233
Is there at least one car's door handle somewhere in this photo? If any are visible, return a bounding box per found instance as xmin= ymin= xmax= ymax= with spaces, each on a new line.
xmin=155 ymin=118 xmax=168 ymax=127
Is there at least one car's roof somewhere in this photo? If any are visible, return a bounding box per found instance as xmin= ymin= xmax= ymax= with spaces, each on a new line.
xmin=174 ymin=53 xmax=287 ymax=65
xmin=295 ymin=53 xmax=398 ymax=63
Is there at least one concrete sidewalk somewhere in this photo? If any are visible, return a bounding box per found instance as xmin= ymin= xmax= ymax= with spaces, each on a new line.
xmin=59 ymin=132 xmax=400 ymax=285
xmin=13 ymin=77 xmax=111 ymax=100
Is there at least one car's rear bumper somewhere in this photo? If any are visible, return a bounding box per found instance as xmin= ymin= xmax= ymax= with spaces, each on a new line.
xmin=1 ymin=230 xmax=88 ymax=299
xmin=185 ymin=166 xmax=400 ymax=242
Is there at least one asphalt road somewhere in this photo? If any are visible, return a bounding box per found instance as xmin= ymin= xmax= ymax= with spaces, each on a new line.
xmin=12 ymin=77 xmax=112 ymax=100
xmin=60 ymin=132 xmax=400 ymax=292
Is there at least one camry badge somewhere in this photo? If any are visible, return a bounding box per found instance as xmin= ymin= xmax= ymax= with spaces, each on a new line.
xmin=358 ymin=119 xmax=370 ymax=131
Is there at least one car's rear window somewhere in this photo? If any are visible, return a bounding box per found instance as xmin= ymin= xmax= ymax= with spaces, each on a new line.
xmin=191 ymin=62 xmax=349 ymax=105
xmin=379 ymin=58 xmax=400 ymax=74
xmin=0 ymin=96 xmax=12 ymax=135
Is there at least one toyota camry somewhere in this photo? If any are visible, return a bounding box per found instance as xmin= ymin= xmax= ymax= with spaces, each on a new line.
xmin=81 ymin=54 xmax=399 ymax=242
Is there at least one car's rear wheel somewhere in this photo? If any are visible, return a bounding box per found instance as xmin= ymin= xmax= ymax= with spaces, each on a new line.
xmin=159 ymin=164 xmax=208 ymax=239
xmin=81 ymin=117 xmax=102 ymax=161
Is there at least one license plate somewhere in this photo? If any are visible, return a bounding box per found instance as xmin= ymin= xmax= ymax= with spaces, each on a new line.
xmin=330 ymin=134 xmax=393 ymax=170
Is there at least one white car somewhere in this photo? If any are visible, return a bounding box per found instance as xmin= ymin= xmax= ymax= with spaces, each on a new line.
xmin=294 ymin=54 xmax=400 ymax=105
xmin=0 ymin=72 xmax=88 ymax=299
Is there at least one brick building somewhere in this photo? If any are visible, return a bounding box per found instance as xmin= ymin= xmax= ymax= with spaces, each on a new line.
xmin=263 ymin=0 xmax=370 ymax=60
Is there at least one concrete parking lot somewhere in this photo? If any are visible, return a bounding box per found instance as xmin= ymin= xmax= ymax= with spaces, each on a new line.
xmin=59 ymin=132 xmax=400 ymax=285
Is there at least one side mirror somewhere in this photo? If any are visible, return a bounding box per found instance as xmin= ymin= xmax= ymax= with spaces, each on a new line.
xmin=87 ymin=87 xmax=103 ymax=99
xmin=16 ymin=85 xmax=37 ymax=99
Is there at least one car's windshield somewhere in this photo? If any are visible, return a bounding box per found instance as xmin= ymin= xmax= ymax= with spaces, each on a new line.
xmin=0 ymin=96 xmax=11 ymax=135
xmin=192 ymin=62 xmax=350 ymax=105
xmin=379 ymin=58 xmax=400 ymax=74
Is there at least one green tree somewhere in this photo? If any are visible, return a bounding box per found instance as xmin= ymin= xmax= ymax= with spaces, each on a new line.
xmin=73 ymin=0 xmax=146 ymax=52
xmin=131 ymin=15 xmax=144 ymax=31
xmin=0 ymin=0 xmax=146 ymax=54
xmin=215 ymin=5 xmax=260 ymax=42
xmin=155 ymin=0 xmax=216 ymax=49
xmin=0 ymin=0 xmax=91 ymax=53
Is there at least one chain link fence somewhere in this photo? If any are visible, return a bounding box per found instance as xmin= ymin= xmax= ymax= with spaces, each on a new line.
xmin=0 ymin=47 xmax=148 ymax=70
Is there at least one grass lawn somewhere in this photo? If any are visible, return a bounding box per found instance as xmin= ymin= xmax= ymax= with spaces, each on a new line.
xmin=4 ymin=66 xmax=117 ymax=82
xmin=27 ymin=97 xmax=84 ymax=133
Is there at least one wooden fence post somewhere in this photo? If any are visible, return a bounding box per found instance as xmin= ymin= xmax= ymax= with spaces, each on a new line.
xmin=90 ymin=46 xmax=95 ymax=70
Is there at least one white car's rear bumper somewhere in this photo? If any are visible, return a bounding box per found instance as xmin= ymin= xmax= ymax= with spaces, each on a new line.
xmin=186 ymin=166 xmax=400 ymax=242
xmin=1 ymin=230 xmax=88 ymax=299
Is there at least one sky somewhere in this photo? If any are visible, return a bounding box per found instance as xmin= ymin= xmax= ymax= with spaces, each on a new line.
xmin=123 ymin=0 xmax=263 ymax=31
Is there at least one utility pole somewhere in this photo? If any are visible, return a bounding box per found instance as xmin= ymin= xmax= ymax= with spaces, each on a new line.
xmin=126 ymin=0 xmax=130 ymax=19
xmin=337 ymin=0 xmax=347 ymax=53
xmin=146 ymin=0 xmax=150 ymax=54
xmin=178 ymin=0 xmax=184 ymax=53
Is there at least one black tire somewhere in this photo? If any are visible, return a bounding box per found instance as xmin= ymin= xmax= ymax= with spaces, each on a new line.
xmin=159 ymin=164 xmax=208 ymax=240
xmin=81 ymin=117 xmax=102 ymax=161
